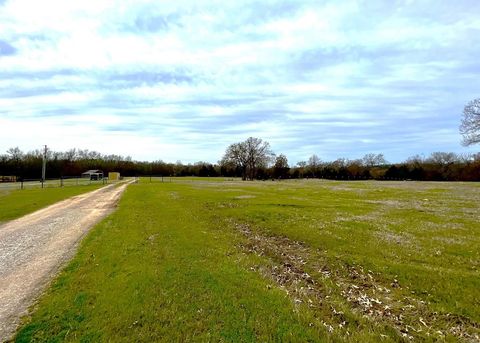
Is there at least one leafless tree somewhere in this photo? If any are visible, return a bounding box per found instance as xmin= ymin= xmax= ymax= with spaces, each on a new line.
xmin=405 ymin=154 xmax=424 ymax=165
xmin=460 ymin=98 xmax=480 ymax=146
xmin=296 ymin=161 xmax=306 ymax=178
xmin=64 ymin=148 xmax=78 ymax=161
xmin=362 ymin=153 xmax=387 ymax=167
xmin=427 ymin=152 xmax=458 ymax=165
xmin=222 ymin=137 xmax=274 ymax=180
xmin=6 ymin=147 xmax=23 ymax=162
xmin=307 ymin=154 xmax=321 ymax=177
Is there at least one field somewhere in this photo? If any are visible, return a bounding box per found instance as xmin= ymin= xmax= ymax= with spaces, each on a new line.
xmin=13 ymin=179 xmax=480 ymax=342
xmin=0 ymin=183 xmax=104 ymax=224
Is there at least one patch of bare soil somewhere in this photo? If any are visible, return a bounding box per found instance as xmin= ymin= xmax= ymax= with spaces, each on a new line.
xmin=230 ymin=220 xmax=479 ymax=341
xmin=376 ymin=230 xmax=416 ymax=247
xmin=0 ymin=181 xmax=132 ymax=342
xmin=234 ymin=195 xmax=256 ymax=199
xmin=322 ymin=185 xmax=368 ymax=195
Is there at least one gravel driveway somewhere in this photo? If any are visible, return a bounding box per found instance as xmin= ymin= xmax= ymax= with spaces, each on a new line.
xmin=0 ymin=181 xmax=132 ymax=341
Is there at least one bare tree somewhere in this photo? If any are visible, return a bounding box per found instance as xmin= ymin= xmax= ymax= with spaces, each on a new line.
xmin=427 ymin=152 xmax=458 ymax=165
xmin=362 ymin=153 xmax=387 ymax=167
xmin=307 ymin=154 xmax=321 ymax=177
xmin=405 ymin=154 xmax=424 ymax=165
xmin=296 ymin=161 xmax=306 ymax=178
xmin=460 ymin=98 xmax=480 ymax=146
xmin=62 ymin=148 xmax=78 ymax=162
xmin=6 ymin=147 xmax=23 ymax=162
xmin=222 ymin=137 xmax=274 ymax=180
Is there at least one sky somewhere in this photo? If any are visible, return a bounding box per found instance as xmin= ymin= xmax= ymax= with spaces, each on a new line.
xmin=0 ymin=0 xmax=479 ymax=164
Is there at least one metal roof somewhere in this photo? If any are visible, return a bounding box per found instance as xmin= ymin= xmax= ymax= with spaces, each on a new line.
xmin=82 ymin=170 xmax=103 ymax=174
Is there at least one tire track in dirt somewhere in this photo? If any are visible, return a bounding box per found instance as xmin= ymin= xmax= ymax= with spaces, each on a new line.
xmin=0 ymin=181 xmax=132 ymax=342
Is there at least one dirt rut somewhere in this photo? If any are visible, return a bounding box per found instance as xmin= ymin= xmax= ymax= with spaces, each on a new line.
xmin=0 ymin=181 xmax=131 ymax=341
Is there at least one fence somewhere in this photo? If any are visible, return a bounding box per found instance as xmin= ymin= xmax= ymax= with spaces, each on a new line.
xmin=144 ymin=175 xmax=171 ymax=183
xmin=0 ymin=176 xmax=109 ymax=191
xmin=140 ymin=176 xmax=239 ymax=183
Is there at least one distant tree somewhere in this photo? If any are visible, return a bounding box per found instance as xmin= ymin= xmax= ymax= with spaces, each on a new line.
xmin=427 ymin=152 xmax=458 ymax=165
xmin=405 ymin=154 xmax=424 ymax=165
xmin=362 ymin=153 xmax=387 ymax=167
xmin=273 ymin=154 xmax=289 ymax=179
xmin=331 ymin=158 xmax=349 ymax=179
xmin=296 ymin=161 xmax=307 ymax=178
xmin=297 ymin=161 xmax=307 ymax=168
xmin=346 ymin=159 xmax=364 ymax=179
xmin=5 ymin=147 xmax=24 ymax=177
xmin=221 ymin=143 xmax=248 ymax=180
xmin=456 ymin=153 xmax=476 ymax=163
xmin=369 ymin=167 xmax=387 ymax=180
xmin=307 ymin=154 xmax=321 ymax=177
xmin=6 ymin=147 xmax=23 ymax=162
xmin=404 ymin=155 xmax=425 ymax=180
xmin=221 ymin=137 xmax=274 ymax=180
xmin=426 ymin=152 xmax=460 ymax=180
xmin=460 ymin=98 xmax=480 ymax=146
xmin=174 ymin=160 xmax=183 ymax=176
xmin=331 ymin=158 xmax=348 ymax=169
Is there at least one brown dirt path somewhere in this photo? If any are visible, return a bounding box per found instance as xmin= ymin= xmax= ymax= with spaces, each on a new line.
xmin=0 ymin=181 xmax=132 ymax=341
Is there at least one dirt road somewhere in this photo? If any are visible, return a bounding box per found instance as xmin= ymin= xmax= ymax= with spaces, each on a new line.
xmin=0 ymin=181 xmax=131 ymax=341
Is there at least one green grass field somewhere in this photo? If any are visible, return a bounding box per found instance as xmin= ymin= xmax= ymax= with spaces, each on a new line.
xmin=0 ymin=184 xmax=104 ymax=224
xmin=14 ymin=179 xmax=480 ymax=342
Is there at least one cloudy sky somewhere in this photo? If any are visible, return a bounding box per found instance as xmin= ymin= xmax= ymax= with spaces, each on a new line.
xmin=1 ymin=0 xmax=479 ymax=164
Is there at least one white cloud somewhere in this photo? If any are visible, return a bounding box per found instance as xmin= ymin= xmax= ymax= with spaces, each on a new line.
xmin=1 ymin=0 xmax=480 ymax=163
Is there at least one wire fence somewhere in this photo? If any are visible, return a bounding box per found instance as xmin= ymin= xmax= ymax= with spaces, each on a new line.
xmin=0 ymin=177 xmax=110 ymax=190
xmin=139 ymin=176 xmax=239 ymax=183
xmin=0 ymin=175 xmax=236 ymax=190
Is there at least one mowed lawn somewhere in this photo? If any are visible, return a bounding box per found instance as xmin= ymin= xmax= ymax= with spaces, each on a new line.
xmin=15 ymin=179 xmax=480 ymax=342
xmin=0 ymin=184 xmax=104 ymax=224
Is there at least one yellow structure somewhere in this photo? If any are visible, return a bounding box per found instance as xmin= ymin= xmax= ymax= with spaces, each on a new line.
xmin=108 ymin=172 xmax=120 ymax=181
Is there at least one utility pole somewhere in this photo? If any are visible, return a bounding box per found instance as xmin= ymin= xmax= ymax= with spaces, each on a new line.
xmin=42 ymin=145 xmax=47 ymax=182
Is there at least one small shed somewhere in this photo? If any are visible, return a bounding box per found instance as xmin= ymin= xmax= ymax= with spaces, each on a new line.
xmin=81 ymin=170 xmax=104 ymax=180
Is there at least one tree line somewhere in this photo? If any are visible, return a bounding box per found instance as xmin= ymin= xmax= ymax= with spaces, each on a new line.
xmin=2 ymin=97 xmax=478 ymax=182
xmin=1 ymin=143 xmax=479 ymax=182
xmin=221 ymin=138 xmax=480 ymax=181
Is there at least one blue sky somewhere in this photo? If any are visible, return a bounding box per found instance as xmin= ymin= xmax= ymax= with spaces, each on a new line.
xmin=0 ymin=0 xmax=479 ymax=164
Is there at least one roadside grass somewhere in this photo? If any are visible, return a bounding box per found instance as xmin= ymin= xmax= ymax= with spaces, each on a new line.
xmin=15 ymin=179 xmax=480 ymax=342
xmin=0 ymin=184 xmax=103 ymax=224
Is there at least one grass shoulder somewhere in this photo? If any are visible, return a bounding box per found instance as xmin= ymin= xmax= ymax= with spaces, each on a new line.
xmin=0 ymin=184 xmax=104 ymax=224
